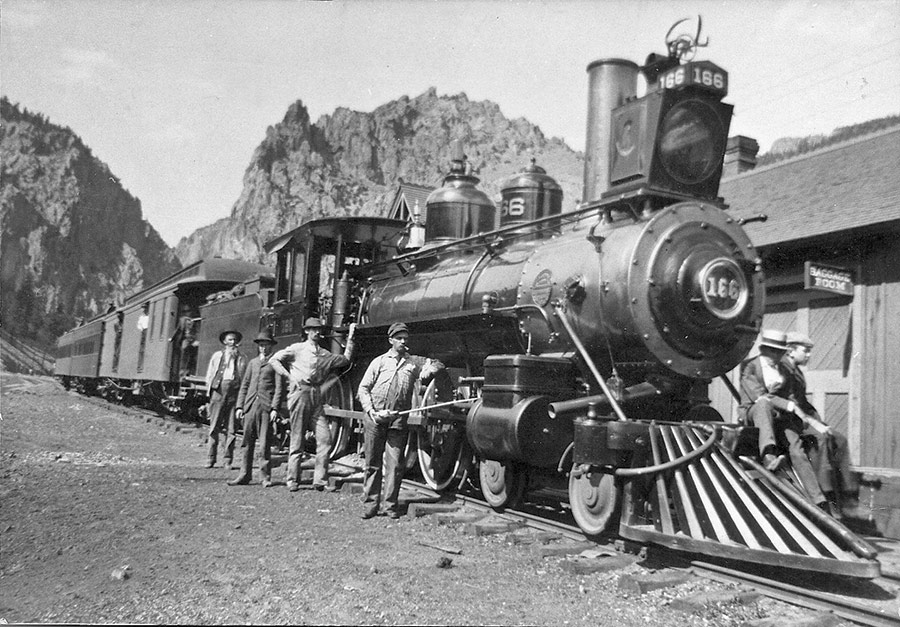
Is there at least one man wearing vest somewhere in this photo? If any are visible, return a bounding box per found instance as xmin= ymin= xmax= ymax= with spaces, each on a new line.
xmin=205 ymin=330 xmax=248 ymax=469
xmin=357 ymin=322 xmax=442 ymax=520
xmin=227 ymin=329 xmax=285 ymax=487
xmin=270 ymin=318 xmax=356 ymax=492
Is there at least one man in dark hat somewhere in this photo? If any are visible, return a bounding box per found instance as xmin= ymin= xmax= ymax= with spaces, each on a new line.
xmin=357 ymin=322 xmax=443 ymax=519
xmin=782 ymin=331 xmax=861 ymax=517
xmin=270 ymin=318 xmax=357 ymax=492
xmin=204 ymin=330 xmax=248 ymax=469
xmin=228 ymin=329 xmax=285 ymax=487
xmin=739 ymin=329 xmax=828 ymax=511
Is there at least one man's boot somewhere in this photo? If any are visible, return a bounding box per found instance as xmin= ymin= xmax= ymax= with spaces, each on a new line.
xmin=228 ymin=447 xmax=254 ymax=486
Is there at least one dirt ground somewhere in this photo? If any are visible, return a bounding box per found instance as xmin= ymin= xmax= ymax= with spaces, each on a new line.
xmin=0 ymin=373 xmax=856 ymax=625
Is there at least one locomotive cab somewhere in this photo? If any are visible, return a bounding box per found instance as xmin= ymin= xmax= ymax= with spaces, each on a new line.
xmin=265 ymin=217 xmax=407 ymax=347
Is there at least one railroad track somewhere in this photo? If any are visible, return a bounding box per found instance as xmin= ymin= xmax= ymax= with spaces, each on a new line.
xmin=59 ymin=393 xmax=900 ymax=626
xmin=691 ymin=560 xmax=899 ymax=627
xmin=402 ymin=479 xmax=900 ymax=627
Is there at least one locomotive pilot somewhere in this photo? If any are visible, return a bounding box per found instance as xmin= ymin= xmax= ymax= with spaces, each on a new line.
xmin=205 ymin=330 xmax=248 ymax=469
xmin=739 ymin=329 xmax=829 ymax=512
xmin=357 ymin=323 xmax=442 ymax=520
xmin=781 ymin=332 xmax=861 ymax=517
xmin=227 ymin=329 xmax=285 ymax=487
xmin=269 ymin=318 xmax=356 ymax=492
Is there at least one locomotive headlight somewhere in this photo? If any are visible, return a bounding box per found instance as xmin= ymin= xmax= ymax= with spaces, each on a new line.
xmin=696 ymin=257 xmax=748 ymax=320
xmin=658 ymin=99 xmax=726 ymax=186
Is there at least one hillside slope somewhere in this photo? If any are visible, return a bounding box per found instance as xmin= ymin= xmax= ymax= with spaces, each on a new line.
xmin=0 ymin=98 xmax=181 ymax=344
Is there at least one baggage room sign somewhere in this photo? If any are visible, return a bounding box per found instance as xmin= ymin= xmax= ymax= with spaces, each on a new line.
xmin=804 ymin=261 xmax=854 ymax=296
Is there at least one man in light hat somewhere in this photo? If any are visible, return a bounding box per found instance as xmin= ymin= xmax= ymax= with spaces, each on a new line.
xmin=205 ymin=330 xmax=248 ymax=469
xmin=228 ymin=329 xmax=285 ymax=487
xmin=739 ymin=329 xmax=828 ymax=511
xmin=270 ymin=318 xmax=357 ymax=492
xmin=782 ymin=331 xmax=861 ymax=517
xmin=357 ymin=322 xmax=443 ymax=520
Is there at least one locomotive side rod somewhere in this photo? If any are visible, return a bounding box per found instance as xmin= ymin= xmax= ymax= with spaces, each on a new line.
xmin=551 ymin=301 xmax=629 ymax=421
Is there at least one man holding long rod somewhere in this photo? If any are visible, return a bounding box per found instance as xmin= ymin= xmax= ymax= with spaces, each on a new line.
xmin=357 ymin=322 xmax=444 ymax=520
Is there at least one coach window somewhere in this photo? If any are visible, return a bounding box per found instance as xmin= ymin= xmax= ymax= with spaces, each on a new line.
xmin=149 ymin=301 xmax=157 ymax=338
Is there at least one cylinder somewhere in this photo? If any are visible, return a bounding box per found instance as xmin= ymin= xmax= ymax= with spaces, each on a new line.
xmin=466 ymin=395 xmax=573 ymax=468
xmin=583 ymin=58 xmax=639 ymax=204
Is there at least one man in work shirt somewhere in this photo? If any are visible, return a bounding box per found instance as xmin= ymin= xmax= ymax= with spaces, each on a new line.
xmin=205 ymin=330 xmax=248 ymax=469
xmin=357 ymin=322 xmax=442 ymax=520
xmin=269 ymin=318 xmax=356 ymax=492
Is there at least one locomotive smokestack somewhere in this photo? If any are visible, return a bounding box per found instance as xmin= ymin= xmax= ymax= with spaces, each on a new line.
xmin=582 ymin=58 xmax=639 ymax=204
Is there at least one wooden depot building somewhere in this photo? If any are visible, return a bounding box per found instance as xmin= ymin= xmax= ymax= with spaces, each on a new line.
xmin=712 ymin=126 xmax=900 ymax=537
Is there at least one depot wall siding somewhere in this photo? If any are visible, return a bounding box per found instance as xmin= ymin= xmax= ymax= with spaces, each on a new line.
xmin=858 ymin=233 xmax=900 ymax=471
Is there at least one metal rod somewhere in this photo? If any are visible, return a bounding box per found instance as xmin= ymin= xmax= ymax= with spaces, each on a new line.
xmin=394 ymin=397 xmax=478 ymax=417
xmin=551 ymin=301 xmax=628 ymax=422
xmin=739 ymin=455 xmax=878 ymax=560
xmin=719 ymin=373 xmax=741 ymax=403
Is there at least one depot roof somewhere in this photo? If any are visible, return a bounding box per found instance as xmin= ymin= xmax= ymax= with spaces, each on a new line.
xmin=721 ymin=126 xmax=900 ymax=247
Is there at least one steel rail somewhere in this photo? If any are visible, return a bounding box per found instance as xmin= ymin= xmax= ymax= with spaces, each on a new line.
xmin=73 ymin=391 xmax=894 ymax=624
xmin=401 ymin=477 xmax=896 ymax=626
xmin=690 ymin=560 xmax=899 ymax=627
xmin=401 ymin=479 xmax=590 ymax=543
xmin=403 ymin=479 xmax=628 ymax=550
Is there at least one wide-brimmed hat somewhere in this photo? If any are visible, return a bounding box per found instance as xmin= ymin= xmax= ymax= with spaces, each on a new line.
xmin=303 ymin=317 xmax=326 ymax=330
xmin=786 ymin=331 xmax=813 ymax=348
xmin=758 ymin=329 xmax=787 ymax=350
xmin=219 ymin=330 xmax=243 ymax=344
xmin=253 ymin=329 xmax=277 ymax=345
xmin=388 ymin=322 xmax=409 ymax=338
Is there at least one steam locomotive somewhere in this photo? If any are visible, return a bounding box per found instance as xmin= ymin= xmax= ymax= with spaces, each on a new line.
xmin=57 ymin=29 xmax=880 ymax=577
xmin=261 ymin=38 xmax=878 ymax=576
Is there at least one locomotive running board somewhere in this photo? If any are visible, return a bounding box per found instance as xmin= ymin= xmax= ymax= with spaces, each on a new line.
xmin=617 ymin=423 xmax=881 ymax=579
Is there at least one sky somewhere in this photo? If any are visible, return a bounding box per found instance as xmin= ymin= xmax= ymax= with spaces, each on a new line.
xmin=2 ymin=0 xmax=898 ymax=247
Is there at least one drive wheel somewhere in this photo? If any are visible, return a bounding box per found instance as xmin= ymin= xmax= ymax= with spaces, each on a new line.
xmin=416 ymin=380 xmax=469 ymax=491
xmin=568 ymin=466 xmax=620 ymax=537
xmin=321 ymin=376 xmax=353 ymax=460
xmin=479 ymin=459 xmax=525 ymax=510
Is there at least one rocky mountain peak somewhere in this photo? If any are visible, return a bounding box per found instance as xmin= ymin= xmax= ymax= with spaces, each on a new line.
xmin=174 ymin=89 xmax=584 ymax=265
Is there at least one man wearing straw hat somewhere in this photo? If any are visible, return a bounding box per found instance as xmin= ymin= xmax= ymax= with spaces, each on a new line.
xmin=270 ymin=318 xmax=356 ymax=492
xmin=739 ymin=329 xmax=828 ymax=511
xmin=205 ymin=330 xmax=248 ymax=469
xmin=357 ymin=322 xmax=443 ymax=520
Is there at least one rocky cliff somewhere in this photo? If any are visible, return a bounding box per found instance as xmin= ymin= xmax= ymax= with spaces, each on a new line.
xmin=0 ymin=97 xmax=181 ymax=344
xmin=175 ymin=89 xmax=585 ymax=264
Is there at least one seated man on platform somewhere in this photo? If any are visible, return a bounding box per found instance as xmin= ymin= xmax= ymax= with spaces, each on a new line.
xmin=739 ymin=329 xmax=830 ymax=513
xmin=782 ymin=331 xmax=861 ymax=517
